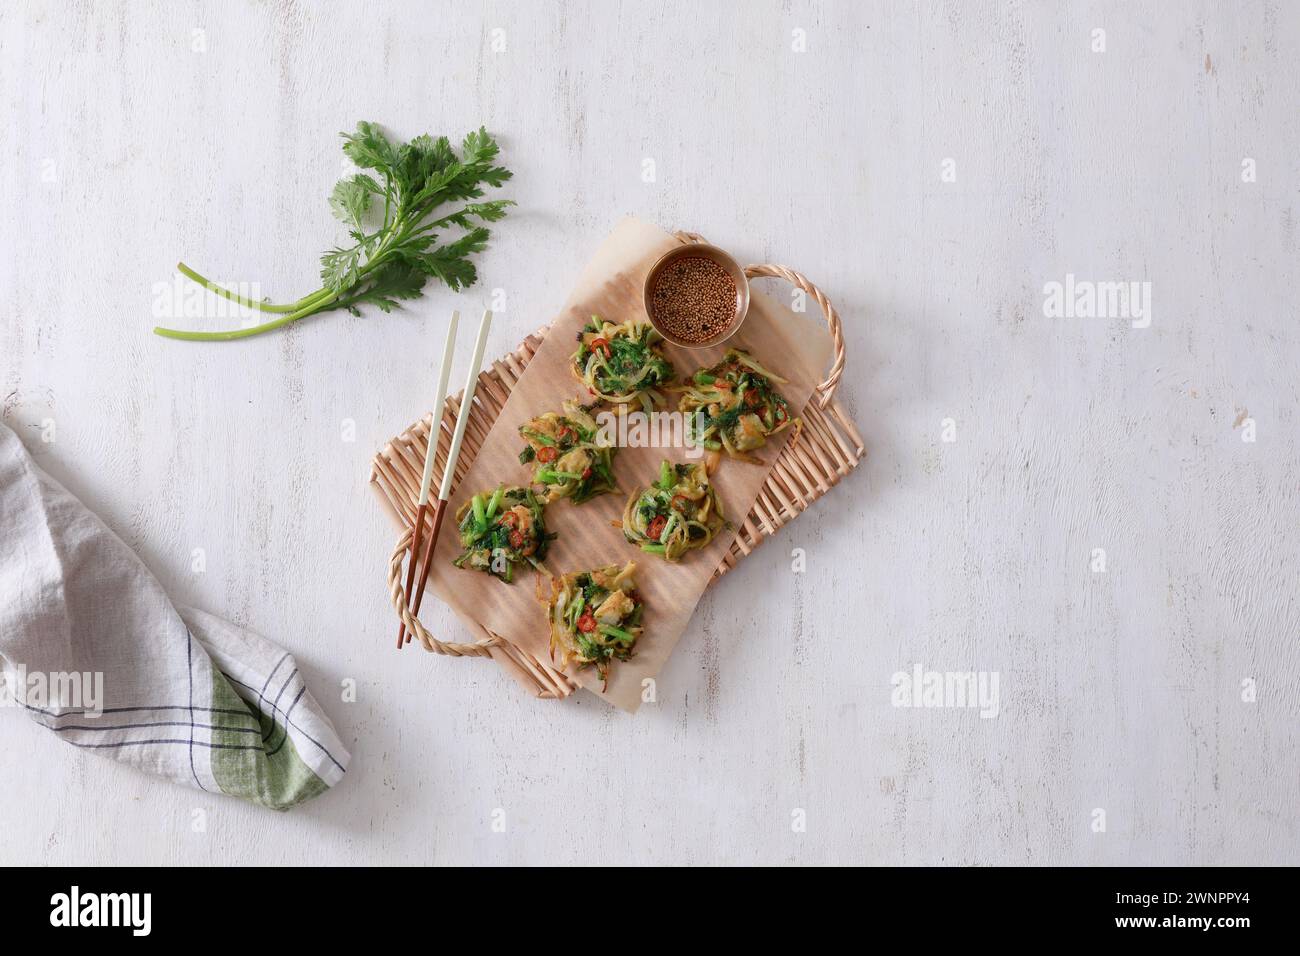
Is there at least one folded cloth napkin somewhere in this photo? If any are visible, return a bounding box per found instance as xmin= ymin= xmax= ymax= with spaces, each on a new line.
xmin=0 ymin=421 xmax=349 ymax=810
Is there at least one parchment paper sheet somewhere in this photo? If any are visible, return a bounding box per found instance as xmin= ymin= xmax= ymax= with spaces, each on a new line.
xmin=426 ymin=218 xmax=832 ymax=712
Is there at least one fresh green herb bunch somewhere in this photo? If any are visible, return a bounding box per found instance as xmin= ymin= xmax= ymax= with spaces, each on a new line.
xmin=453 ymin=485 xmax=553 ymax=583
xmin=154 ymin=122 xmax=513 ymax=341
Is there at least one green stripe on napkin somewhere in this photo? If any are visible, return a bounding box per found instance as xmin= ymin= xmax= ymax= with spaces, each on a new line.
xmin=209 ymin=673 xmax=328 ymax=811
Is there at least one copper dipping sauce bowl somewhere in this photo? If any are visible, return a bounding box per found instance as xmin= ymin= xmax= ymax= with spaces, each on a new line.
xmin=642 ymin=243 xmax=750 ymax=349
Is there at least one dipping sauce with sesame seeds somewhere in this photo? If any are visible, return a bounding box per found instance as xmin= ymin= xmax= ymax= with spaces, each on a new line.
xmin=647 ymin=255 xmax=740 ymax=345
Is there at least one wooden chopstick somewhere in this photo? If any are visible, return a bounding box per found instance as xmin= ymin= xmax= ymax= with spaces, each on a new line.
xmin=401 ymin=309 xmax=494 ymax=647
xmin=397 ymin=312 xmax=461 ymax=648
xmin=404 ymin=497 xmax=447 ymax=643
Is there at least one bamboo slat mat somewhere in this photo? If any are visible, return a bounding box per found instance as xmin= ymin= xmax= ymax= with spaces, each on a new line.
xmin=371 ymin=237 xmax=865 ymax=700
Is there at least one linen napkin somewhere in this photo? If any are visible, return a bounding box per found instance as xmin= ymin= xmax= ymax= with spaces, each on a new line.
xmin=0 ymin=420 xmax=349 ymax=810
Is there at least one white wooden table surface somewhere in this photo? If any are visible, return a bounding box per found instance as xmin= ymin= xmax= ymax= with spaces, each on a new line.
xmin=2 ymin=1 xmax=1297 ymax=866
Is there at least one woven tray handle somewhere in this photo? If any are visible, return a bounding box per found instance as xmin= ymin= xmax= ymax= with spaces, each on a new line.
xmin=673 ymin=231 xmax=845 ymax=408
xmin=388 ymin=526 xmax=500 ymax=657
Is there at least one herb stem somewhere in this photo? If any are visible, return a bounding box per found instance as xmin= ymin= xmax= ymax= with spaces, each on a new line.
xmin=153 ymin=292 xmax=340 ymax=341
xmin=175 ymin=262 xmax=315 ymax=313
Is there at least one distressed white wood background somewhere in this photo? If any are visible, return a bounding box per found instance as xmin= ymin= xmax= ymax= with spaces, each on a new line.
xmin=2 ymin=0 xmax=1297 ymax=865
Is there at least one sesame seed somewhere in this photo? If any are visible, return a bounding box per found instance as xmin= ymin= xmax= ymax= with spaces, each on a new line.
xmin=649 ymin=256 xmax=738 ymax=344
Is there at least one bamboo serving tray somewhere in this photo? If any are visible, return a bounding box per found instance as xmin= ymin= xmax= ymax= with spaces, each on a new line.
xmin=370 ymin=232 xmax=865 ymax=700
